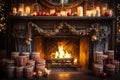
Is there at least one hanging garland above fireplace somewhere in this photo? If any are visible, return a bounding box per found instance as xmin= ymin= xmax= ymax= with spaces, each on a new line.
xmin=26 ymin=21 xmax=110 ymax=45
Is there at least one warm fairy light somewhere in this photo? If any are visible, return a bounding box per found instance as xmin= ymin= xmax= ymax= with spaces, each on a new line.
xmin=0 ymin=0 xmax=6 ymax=32
xmin=118 ymin=28 xmax=120 ymax=33
xmin=33 ymin=72 xmax=36 ymax=76
xmin=55 ymin=45 xmax=71 ymax=58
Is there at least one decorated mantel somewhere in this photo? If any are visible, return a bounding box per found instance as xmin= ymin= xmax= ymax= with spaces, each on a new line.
xmin=5 ymin=0 xmax=116 ymax=72
xmin=1 ymin=0 xmax=118 ymax=79
xmin=3 ymin=15 xmax=118 ymax=79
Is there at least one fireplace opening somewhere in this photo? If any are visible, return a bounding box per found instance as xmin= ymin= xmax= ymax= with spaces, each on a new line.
xmin=34 ymin=36 xmax=90 ymax=69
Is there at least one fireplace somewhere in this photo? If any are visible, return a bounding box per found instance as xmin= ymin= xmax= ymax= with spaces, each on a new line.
xmin=34 ymin=35 xmax=90 ymax=68
xmin=7 ymin=16 xmax=115 ymax=69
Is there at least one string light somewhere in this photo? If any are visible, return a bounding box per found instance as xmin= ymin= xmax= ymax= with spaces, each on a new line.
xmin=0 ymin=0 xmax=6 ymax=32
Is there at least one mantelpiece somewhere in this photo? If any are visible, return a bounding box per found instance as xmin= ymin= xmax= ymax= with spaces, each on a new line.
xmin=8 ymin=16 xmax=115 ymax=20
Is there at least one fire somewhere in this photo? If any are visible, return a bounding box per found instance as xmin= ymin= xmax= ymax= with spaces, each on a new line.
xmin=55 ymin=45 xmax=71 ymax=58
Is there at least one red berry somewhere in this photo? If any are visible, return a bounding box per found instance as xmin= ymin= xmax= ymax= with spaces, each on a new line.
xmin=104 ymin=12 xmax=110 ymax=16
xmin=67 ymin=12 xmax=71 ymax=16
xmin=53 ymin=12 xmax=58 ymax=16
xmin=101 ymin=72 xmax=107 ymax=78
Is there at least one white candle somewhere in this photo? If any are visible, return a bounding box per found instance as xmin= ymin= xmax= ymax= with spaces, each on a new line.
xmin=13 ymin=7 xmax=17 ymax=15
xmin=91 ymin=9 xmax=96 ymax=17
xmin=108 ymin=9 xmax=113 ymax=17
xmin=50 ymin=9 xmax=55 ymax=15
xmin=18 ymin=8 xmax=24 ymax=16
xmin=86 ymin=10 xmax=92 ymax=17
xmin=60 ymin=10 xmax=66 ymax=16
xmin=18 ymin=3 xmax=24 ymax=16
xmin=25 ymin=6 xmax=30 ymax=15
xmin=18 ymin=8 xmax=24 ymax=12
xmin=77 ymin=6 xmax=83 ymax=16
xmin=96 ymin=7 xmax=101 ymax=17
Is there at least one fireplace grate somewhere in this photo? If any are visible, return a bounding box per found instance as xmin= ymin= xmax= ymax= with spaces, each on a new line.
xmin=48 ymin=65 xmax=80 ymax=72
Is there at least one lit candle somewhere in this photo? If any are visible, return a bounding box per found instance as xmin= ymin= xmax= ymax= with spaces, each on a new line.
xmin=108 ymin=9 xmax=113 ymax=17
xmin=18 ymin=8 xmax=24 ymax=16
xmin=60 ymin=10 xmax=66 ymax=16
xmin=86 ymin=10 xmax=92 ymax=17
xmin=77 ymin=6 xmax=83 ymax=16
xmin=18 ymin=8 xmax=24 ymax=12
xmin=18 ymin=3 xmax=24 ymax=16
xmin=96 ymin=7 xmax=101 ymax=17
xmin=101 ymin=4 xmax=108 ymax=16
xmin=13 ymin=7 xmax=17 ymax=16
xmin=25 ymin=6 xmax=30 ymax=15
xmin=50 ymin=9 xmax=55 ymax=15
xmin=101 ymin=7 xmax=106 ymax=16
xmin=91 ymin=9 xmax=96 ymax=17
xmin=105 ymin=9 xmax=113 ymax=17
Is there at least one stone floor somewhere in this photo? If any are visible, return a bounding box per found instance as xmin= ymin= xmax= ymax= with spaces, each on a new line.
xmin=0 ymin=70 xmax=120 ymax=80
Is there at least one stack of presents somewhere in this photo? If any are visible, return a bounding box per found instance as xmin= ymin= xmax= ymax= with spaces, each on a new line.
xmin=0 ymin=52 xmax=50 ymax=79
xmin=93 ymin=50 xmax=120 ymax=77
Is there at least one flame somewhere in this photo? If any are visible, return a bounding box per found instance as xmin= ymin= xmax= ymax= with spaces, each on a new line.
xmin=64 ymin=51 xmax=71 ymax=58
xmin=55 ymin=45 xmax=71 ymax=58
xmin=74 ymin=58 xmax=78 ymax=64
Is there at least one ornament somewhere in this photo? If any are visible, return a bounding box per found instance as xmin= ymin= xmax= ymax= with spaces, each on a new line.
xmin=104 ymin=12 xmax=110 ymax=17
xmin=101 ymin=72 xmax=107 ymax=78
xmin=91 ymin=35 xmax=98 ymax=41
xmin=67 ymin=12 xmax=71 ymax=16
xmin=53 ymin=12 xmax=58 ymax=16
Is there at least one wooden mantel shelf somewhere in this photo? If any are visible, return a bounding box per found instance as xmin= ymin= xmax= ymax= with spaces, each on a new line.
xmin=8 ymin=16 xmax=116 ymax=21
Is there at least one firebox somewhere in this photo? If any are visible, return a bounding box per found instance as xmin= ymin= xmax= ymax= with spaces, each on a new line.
xmin=34 ymin=36 xmax=90 ymax=68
